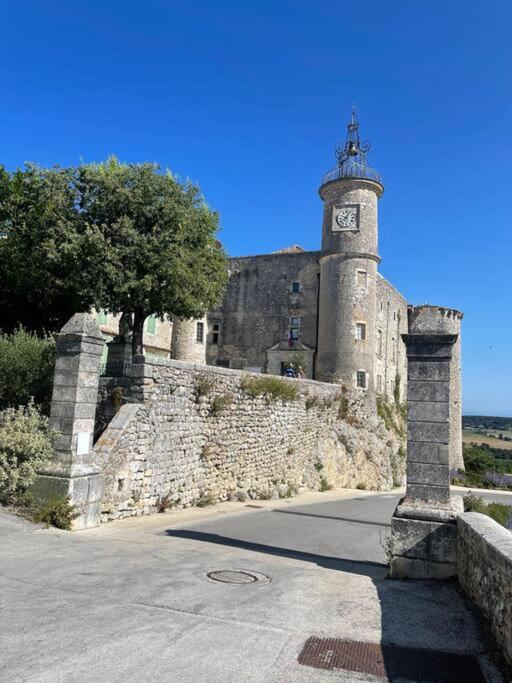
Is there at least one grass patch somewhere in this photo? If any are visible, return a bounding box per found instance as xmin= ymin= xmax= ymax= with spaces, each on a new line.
xmin=193 ymin=375 xmax=214 ymax=402
xmin=338 ymin=394 xmax=349 ymax=419
xmin=33 ymin=496 xmax=79 ymax=530
xmin=377 ymin=396 xmax=405 ymax=437
xmin=305 ymin=396 xmax=320 ymax=410
xmin=463 ymin=492 xmax=512 ymax=529
xmin=196 ymin=492 xmax=216 ymax=507
xmin=320 ymin=476 xmax=333 ymax=492
xmin=240 ymin=375 xmax=299 ymax=402
xmin=209 ymin=393 xmax=233 ymax=416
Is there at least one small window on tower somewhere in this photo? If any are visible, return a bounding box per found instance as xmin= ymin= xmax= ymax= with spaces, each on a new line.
xmin=391 ymin=337 xmax=396 ymax=362
xmin=196 ymin=322 xmax=204 ymax=343
xmin=356 ymin=270 xmax=367 ymax=288
xmin=355 ymin=322 xmax=366 ymax=341
xmin=356 ymin=371 xmax=367 ymax=389
xmin=292 ymin=281 xmax=300 ymax=293
xmin=212 ymin=323 xmax=220 ymax=345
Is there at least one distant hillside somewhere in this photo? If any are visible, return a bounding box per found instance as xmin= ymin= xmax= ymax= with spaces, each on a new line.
xmin=463 ymin=415 xmax=512 ymax=431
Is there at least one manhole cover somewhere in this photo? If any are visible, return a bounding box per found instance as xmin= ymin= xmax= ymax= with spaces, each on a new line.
xmin=298 ymin=637 xmax=484 ymax=682
xmin=206 ymin=569 xmax=269 ymax=585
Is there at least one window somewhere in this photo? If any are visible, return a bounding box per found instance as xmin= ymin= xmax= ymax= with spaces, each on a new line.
xmin=292 ymin=281 xmax=300 ymax=293
xmin=355 ymin=322 xmax=366 ymax=341
xmin=377 ymin=329 xmax=383 ymax=356
xmin=391 ymin=337 xmax=396 ymax=362
xmin=96 ymin=309 xmax=108 ymax=326
xmin=377 ymin=374 xmax=382 ymax=393
xmin=356 ymin=270 xmax=367 ymax=288
xmin=356 ymin=370 xmax=367 ymax=389
xmin=289 ymin=317 xmax=300 ymax=343
xmin=212 ymin=323 xmax=220 ymax=345
xmin=146 ymin=315 xmax=157 ymax=335
xmin=196 ymin=321 xmax=204 ymax=343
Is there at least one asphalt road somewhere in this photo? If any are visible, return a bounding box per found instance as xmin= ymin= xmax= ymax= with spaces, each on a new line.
xmin=0 ymin=489 xmax=507 ymax=682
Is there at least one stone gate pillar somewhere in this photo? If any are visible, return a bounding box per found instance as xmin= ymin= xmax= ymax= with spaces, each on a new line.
xmin=32 ymin=313 xmax=104 ymax=530
xmin=390 ymin=305 xmax=463 ymax=579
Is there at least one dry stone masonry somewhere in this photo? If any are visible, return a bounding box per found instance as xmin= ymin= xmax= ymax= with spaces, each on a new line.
xmin=94 ymin=356 xmax=405 ymax=522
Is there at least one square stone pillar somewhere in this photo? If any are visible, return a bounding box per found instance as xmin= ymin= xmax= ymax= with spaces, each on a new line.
xmin=390 ymin=305 xmax=463 ymax=579
xmin=31 ymin=313 xmax=105 ymax=530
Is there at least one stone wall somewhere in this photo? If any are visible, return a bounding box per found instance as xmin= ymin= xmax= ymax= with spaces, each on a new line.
xmin=375 ymin=274 xmax=408 ymax=402
xmin=207 ymin=251 xmax=321 ymax=372
xmin=458 ymin=513 xmax=512 ymax=664
xmin=94 ymin=357 xmax=404 ymax=522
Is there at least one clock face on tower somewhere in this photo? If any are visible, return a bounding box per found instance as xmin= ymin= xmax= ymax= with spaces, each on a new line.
xmin=334 ymin=204 xmax=359 ymax=231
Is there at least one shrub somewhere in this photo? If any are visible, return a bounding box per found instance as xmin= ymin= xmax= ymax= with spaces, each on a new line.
xmin=377 ymin=396 xmax=405 ymax=438
xmin=240 ymin=375 xmax=299 ymax=402
xmin=33 ymin=495 xmax=78 ymax=530
xmin=320 ymin=476 xmax=333 ymax=491
xmin=0 ymin=328 xmax=56 ymax=415
xmin=209 ymin=393 xmax=233 ymax=416
xmin=463 ymin=492 xmax=512 ymax=529
xmin=193 ymin=375 xmax=214 ymax=402
xmin=338 ymin=394 xmax=349 ymax=419
xmin=0 ymin=403 xmax=55 ymax=506
xmin=196 ymin=492 xmax=216 ymax=507
xmin=305 ymin=396 xmax=320 ymax=411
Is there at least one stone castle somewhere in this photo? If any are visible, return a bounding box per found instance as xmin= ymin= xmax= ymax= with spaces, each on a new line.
xmin=98 ymin=109 xmax=463 ymax=469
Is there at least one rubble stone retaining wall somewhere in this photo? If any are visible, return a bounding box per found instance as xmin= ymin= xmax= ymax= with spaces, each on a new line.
xmin=94 ymin=357 xmax=404 ymax=522
xmin=458 ymin=512 xmax=512 ymax=664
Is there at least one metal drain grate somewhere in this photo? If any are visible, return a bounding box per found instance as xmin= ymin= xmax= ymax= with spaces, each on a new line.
xmin=206 ymin=569 xmax=269 ymax=585
xmin=298 ymin=637 xmax=484 ymax=682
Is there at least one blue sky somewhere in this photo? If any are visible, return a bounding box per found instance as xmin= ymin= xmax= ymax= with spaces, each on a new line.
xmin=2 ymin=1 xmax=511 ymax=415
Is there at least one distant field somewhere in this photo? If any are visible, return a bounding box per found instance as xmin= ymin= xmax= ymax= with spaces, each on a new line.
xmin=462 ymin=432 xmax=512 ymax=450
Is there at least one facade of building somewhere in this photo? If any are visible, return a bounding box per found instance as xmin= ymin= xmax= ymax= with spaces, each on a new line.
xmin=98 ymin=110 xmax=463 ymax=465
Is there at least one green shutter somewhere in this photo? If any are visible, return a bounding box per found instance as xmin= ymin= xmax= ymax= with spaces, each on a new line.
xmin=146 ymin=315 xmax=157 ymax=335
xmin=95 ymin=309 xmax=108 ymax=325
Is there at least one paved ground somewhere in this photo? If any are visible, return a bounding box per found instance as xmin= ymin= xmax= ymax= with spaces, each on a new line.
xmin=0 ymin=489 xmax=507 ymax=682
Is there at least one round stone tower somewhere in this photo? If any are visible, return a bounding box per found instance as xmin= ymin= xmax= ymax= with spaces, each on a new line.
xmin=316 ymin=108 xmax=383 ymax=408
xmin=170 ymin=315 xmax=207 ymax=364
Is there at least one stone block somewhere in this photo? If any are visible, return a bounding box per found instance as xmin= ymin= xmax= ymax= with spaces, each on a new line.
xmin=390 ymin=555 xmax=456 ymax=579
xmin=405 ymin=482 xmax=451 ymax=507
xmin=391 ymin=516 xmax=457 ymax=563
xmin=407 ymin=400 xmax=449 ymax=423
xmin=408 ymin=421 xmax=449 ymax=444
xmin=408 ymin=360 xmax=450 ymax=382
xmin=76 ymin=387 xmax=101 ymax=403
xmin=408 ymin=380 xmax=449 ymax=402
xmin=52 ymin=385 xmax=79 ymax=403
xmin=407 ymin=442 xmax=449 ymax=465
xmin=407 ymin=462 xmax=449 ymax=487
xmin=405 ymin=342 xmax=455 ymax=359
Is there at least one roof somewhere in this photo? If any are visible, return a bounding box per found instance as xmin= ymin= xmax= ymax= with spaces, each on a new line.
xmin=272 ymin=244 xmax=305 ymax=254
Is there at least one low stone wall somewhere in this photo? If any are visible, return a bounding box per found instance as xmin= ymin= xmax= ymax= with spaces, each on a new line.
xmin=94 ymin=357 xmax=404 ymax=522
xmin=458 ymin=512 xmax=512 ymax=664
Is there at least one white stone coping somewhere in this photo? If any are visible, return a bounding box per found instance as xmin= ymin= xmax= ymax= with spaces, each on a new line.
xmin=458 ymin=512 xmax=512 ymax=568
xmin=134 ymin=355 xmax=341 ymax=391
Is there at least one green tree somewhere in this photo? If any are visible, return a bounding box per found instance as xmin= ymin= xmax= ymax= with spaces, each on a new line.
xmin=0 ymin=328 xmax=56 ymax=414
xmin=0 ymin=164 xmax=107 ymax=334
xmin=76 ymin=158 xmax=227 ymax=355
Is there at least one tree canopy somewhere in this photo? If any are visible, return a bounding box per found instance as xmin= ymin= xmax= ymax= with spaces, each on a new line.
xmin=0 ymin=159 xmax=228 ymax=354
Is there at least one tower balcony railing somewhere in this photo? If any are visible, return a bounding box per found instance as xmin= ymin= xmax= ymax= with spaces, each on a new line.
xmin=321 ymin=160 xmax=382 ymax=187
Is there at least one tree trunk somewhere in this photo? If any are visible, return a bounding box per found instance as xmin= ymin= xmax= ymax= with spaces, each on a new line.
xmin=132 ymin=310 xmax=146 ymax=357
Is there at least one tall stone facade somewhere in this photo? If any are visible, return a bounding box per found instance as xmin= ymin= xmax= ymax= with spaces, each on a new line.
xmin=93 ymin=109 xmax=462 ymax=465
